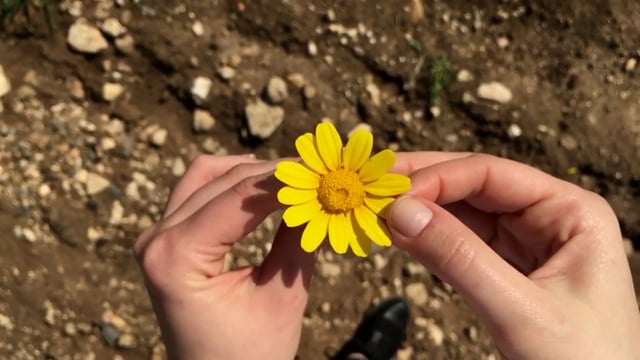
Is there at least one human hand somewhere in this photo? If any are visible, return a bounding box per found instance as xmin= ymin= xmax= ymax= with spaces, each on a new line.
xmin=134 ymin=155 xmax=315 ymax=360
xmin=388 ymin=153 xmax=640 ymax=359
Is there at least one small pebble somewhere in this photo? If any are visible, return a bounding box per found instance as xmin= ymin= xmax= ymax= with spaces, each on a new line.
xmin=150 ymin=128 xmax=168 ymax=147
xmin=507 ymin=124 xmax=522 ymax=138
xmin=192 ymin=21 xmax=204 ymax=36
xmin=193 ymin=109 xmax=216 ymax=132
xmin=265 ymin=76 xmax=289 ymax=104
xmin=217 ymin=66 xmax=236 ymax=80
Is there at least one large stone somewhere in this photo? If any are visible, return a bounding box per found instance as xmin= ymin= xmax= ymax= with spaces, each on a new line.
xmin=245 ymin=99 xmax=284 ymax=139
xmin=67 ymin=21 xmax=109 ymax=54
xmin=86 ymin=172 xmax=111 ymax=195
xmin=0 ymin=65 xmax=10 ymax=98
xmin=477 ymin=81 xmax=513 ymax=103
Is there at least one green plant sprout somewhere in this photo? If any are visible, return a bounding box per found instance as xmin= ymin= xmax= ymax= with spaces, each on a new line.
xmin=1 ymin=0 xmax=58 ymax=33
xmin=429 ymin=57 xmax=454 ymax=106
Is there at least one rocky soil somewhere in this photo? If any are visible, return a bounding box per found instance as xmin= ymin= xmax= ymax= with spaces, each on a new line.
xmin=0 ymin=0 xmax=639 ymax=359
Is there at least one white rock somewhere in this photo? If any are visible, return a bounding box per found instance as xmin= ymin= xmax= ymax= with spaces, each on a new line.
xmin=115 ymin=35 xmax=135 ymax=55
xmin=307 ymin=41 xmax=318 ymax=56
xmin=101 ymin=18 xmax=127 ymax=38
xmin=0 ymin=313 xmax=13 ymax=330
xmin=457 ymin=69 xmax=473 ymax=82
xmin=192 ymin=21 xmax=204 ymax=36
xmin=0 ymin=65 xmax=11 ymax=98
xmin=477 ymin=81 xmax=513 ymax=103
xmin=150 ymin=128 xmax=168 ymax=147
xmin=67 ymin=22 xmax=109 ymax=54
xmin=625 ymin=58 xmax=637 ymax=72
xmin=86 ymin=172 xmax=111 ymax=195
xmin=245 ymin=99 xmax=285 ymax=139
xmin=426 ymin=321 xmax=445 ymax=346
xmin=507 ymin=123 xmax=522 ymax=138
xmin=100 ymin=137 xmax=117 ymax=151
xmin=265 ymin=76 xmax=289 ymax=104
xmin=193 ymin=109 xmax=216 ymax=132
xmin=372 ymin=253 xmax=387 ymax=270
xmin=38 ymin=184 xmax=52 ymax=198
xmin=405 ymin=282 xmax=429 ymax=306
xmin=217 ymin=66 xmax=236 ymax=80
xmin=191 ymin=76 xmax=212 ymax=105
xmin=348 ymin=123 xmax=373 ymax=138
xmin=319 ymin=262 xmax=341 ymax=278
xmin=171 ymin=157 xmax=186 ymax=177
xmin=109 ymin=200 xmax=124 ymax=225
xmin=102 ymin=83 xmax=125 ymax=102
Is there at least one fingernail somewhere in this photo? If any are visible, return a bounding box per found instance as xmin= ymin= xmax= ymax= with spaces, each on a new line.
xmin=389 ymin=197 xmax=433 ymax=238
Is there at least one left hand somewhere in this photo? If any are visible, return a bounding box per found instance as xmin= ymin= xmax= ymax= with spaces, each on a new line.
xmin=134 ymin=155 xmax=316 ymax=360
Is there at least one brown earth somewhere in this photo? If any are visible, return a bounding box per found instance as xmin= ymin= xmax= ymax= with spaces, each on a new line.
xmin=0 ymin=0 xmax=639 ymax=359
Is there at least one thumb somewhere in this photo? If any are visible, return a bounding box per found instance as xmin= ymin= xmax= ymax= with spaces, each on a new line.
xmin=387 ymin=196 xmax=539 ymax=330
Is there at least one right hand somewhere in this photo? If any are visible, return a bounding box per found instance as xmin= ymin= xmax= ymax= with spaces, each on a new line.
xmin=388 ymin=153 xmax=640 ymax=359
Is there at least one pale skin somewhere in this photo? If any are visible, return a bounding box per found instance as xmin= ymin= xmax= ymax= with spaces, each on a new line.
xmin=134 ymin=152 xmax=640 ymax=360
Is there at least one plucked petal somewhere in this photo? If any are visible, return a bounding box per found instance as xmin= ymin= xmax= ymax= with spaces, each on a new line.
xmin=364 ymin=174 xmax=412 ymax=196
xmin=277 ymin=187 xmax=318 ymax=205
xmin=275 ymin=161 xmax=320 ymax=189
xmin=348 ymin=213 xmax=371 ymax=257
xmin=359 ymin=149 xmax=396 ymax=183
xmin=328 ymin=213 xmax=353 ymax=254
xmin=296 ymin=133 xmax=328 ymax=175
xmin=315 ymin=122 xmax=342 ymax=171
xmin=282 ymin=200 xmax=322 ymax=227
xmin=364 ymin=196 xmax=395 ymax=218
xmin=343 ymin=130 xmax=373 ymax=171
xmin=300 ymin=211 xmax=330 ymax=253
xmin=354 ymin=205 xmax=392 ymax=247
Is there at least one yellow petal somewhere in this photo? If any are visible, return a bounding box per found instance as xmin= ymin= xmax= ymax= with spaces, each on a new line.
xmin=315 ymin=122 xmax=343 ymax=171
xmin=282 ymin=200 xmax=322 ymax=227
xmin=343 ymin=130 xmax=373 ymax=171
xmin=349 ymin=213 xmax=371 ymax=257
xmin=354 ymin=205 xmax=392 ymax=247
xmin=277 ymin=187 xmax=318 ymax=205
xmin=359 ymin=149 xmax=396 ymax=183
xmin=295 ymin=133 xmax=328 ymax=175
xmin=300 ymin=211 xmax=330 ymax=253
xmin=364 ymin=196 xmax=395 ymax=218
xmin=364 ymin=174 xmax=412 ymax=197
xmin=328 ymin=213 xmax=353 ymax=254
xmin=275 ymin=161 xmax=320 ymax=189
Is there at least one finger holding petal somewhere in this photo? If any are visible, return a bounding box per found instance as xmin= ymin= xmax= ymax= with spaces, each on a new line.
xmin=301 ymin=211 xmax=330 ymax=253
xmin=328 ymin=213 xmax=353 ymax=254
xmin=343 ymin=130 xmax=373 ymax=171
xmin=275 ymin=161 xmax=320 ymax=189
xmin=354 ymin=205 xmax=392 ymax=247
xmin=316 ymin=122 xmax=343 ymax=171
xmin=359 ymin=150 xmax=396 ymax=183
xmin=296 ymin=133 xmax=328 ymax=175
xmin=364 ymin=174 xmax=412 ymax=197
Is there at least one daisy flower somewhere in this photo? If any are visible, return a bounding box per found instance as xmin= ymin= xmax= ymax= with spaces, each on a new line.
xmin=274 ymin=122 xmax=411 ymax=257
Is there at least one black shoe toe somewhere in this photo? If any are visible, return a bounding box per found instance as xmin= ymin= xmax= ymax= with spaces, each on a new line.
xmin=332 ymin=297 xmax=410 ymax=360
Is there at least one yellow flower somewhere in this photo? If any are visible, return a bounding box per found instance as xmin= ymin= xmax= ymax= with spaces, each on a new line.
xmin=274 ymin=122 xmax=411 ymax=257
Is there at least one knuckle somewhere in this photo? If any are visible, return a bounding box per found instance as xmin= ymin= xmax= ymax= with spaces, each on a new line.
xmin=137 ymin=229 xmax=176 ymax=287
xmin=437 ymin=230 xmax=477 ymax=274
xmin=188 ymin=154 xmax=214 ymax=173
xmin=230 ymin=175 xmax=258 ymax=198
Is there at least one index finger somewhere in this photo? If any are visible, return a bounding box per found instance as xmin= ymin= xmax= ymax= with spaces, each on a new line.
xmin=406 ymin=153 xmax=572 ymax=212
xmin=392 ymin=151 xmax=472 ymax=174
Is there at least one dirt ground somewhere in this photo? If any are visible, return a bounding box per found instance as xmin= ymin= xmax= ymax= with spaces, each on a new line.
xmin=0 ymin=0 xmax=639 ymax=359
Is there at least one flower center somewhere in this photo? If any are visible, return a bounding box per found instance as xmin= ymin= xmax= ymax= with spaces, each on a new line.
xmin=317 ymin=168 xmax=366 ymax=213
